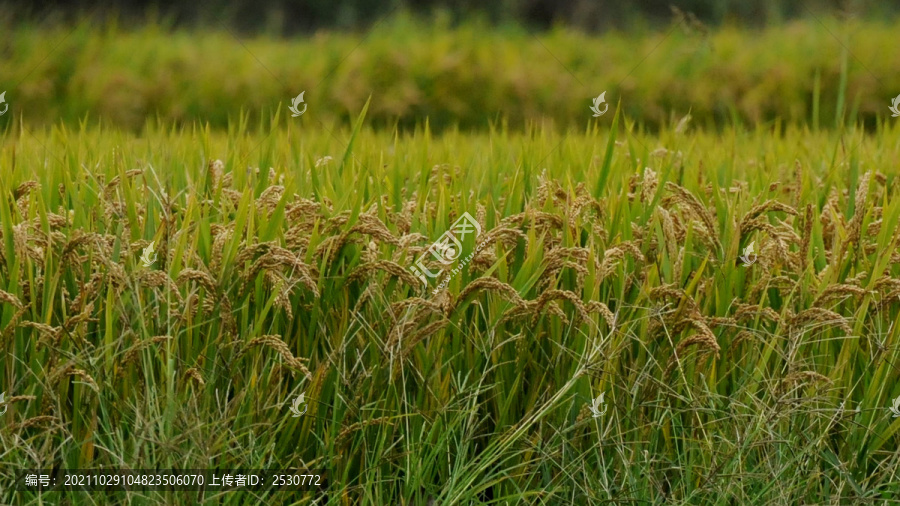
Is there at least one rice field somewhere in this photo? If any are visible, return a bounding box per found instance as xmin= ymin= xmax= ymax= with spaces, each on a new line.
xmin=3 ymin=15 xmax=900 ymax=506
xmin=2 ymin=15 xmax=900 ymax=131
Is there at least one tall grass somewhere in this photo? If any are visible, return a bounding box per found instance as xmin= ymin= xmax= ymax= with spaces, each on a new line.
xmin=1 ymin=112 xmax=900 ymax=503
xmin=1 ymin=14 xmax=900 ymax=131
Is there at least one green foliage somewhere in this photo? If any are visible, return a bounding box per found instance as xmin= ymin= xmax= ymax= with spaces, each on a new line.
xmin=2 ymin=115 xmax=900 ymax=503
xmin=2 ymin=16 xmax=900 ymax=132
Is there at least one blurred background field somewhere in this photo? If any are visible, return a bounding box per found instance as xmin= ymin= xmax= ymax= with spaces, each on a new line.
xmin=1 ymin=12 xmax=899 ymax=131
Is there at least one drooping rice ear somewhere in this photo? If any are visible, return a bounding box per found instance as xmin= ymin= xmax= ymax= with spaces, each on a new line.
xmin=238 ymin=335 xmax=312 ymax=380
xmin=663 ymin=182 xmax=722 ymax=253
xmin=847 ymin=171 xmax=871 ymax=246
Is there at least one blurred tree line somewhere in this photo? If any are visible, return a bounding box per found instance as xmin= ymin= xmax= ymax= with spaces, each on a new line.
xmin=15 ymin=0 xmax=900 ymax=32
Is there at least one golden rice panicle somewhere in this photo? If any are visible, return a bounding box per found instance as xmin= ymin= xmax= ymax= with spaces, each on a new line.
xmin=396 ymin=199 xmax=416 ymax=235
xmin=665 ymin=319 xmax=720 ymax=376
xmin=184 ymin=367 xmax=206 ymax=386
xmin=18 ymin=321 xmax=62 ymax=346
xmin=738 ymin=199 xmax=798 ymax=234
xmin=209 ymin=225 xmax=234 ymax=273
xmin=819 ymin=191 xmax=842 ymax=245
xmin=335 ymin=417 xmax=393 ymax=448
xmin=655 ymin=207 xmax=683 ymax=278
xmin=725 ymin=330 xmax=759 ymax=359
xmin=313 ymin=231 xmax=352 ymax=267
xmin=663 ymin=182 xmax=722 ymax=253
xmin=208 ymin=159 xmax=224 ymax=189
xmin=570 ymin=186 xmax=599 ymax=219
xmin=394 ymin=232 xmax=429 ymax=259
xmin=1 ymin=305 xmax=29 ymax=339
xmin=800 ymin=204 xmax=813 ymax=270
xmin=362 ymin=239 xmax=379 ymax=263
xmin=219 ymin=296 xmax=238 ymax=337
xmin=221 ymin=188 xmax=243 ymax=207
xmin=793 ymin=159 xmax=803 ymax=206
xmin=542 ymin=247 xmax=590 ymax=288
xmin=532 ymin=289 xmax=591 ymax=323
xmin=468 ymin=246 xmax=498 ymax=273
xmin=177 ymin=268 xmax=219 ymax=294
xmin=479 ymin=226 xmax=525 ymax=251
xmin=733 ymin=304 xmax=781 ymax=323
xmin=779 ymin=371 xmax=832 ymax=394
xmin=641 ymin=167 xmax=658 ymax=203
xmin=586 ymin=301 xmax=616 ymax=328
xmin=496 ymin=302 xmax=532 ymax=325
xmin=530 ymin=301 xmax=570 ymax=326
xmin=353 ymin=282 xmax=379 ymax=312
xmin=14 ymin=180 xmax=40 ymax=201
xmin=454 ymin=277 xmax=524 ymax=309
xmin=760 ymin=234 xmax=796 ymax=271
xmin=400 ymin=319 xmax=450 ymax=359
xmin=355 ymin=212 xmax=401 ymax=246
xmin=68 ymin=368 xmax=100 ymax=392
xmin=626 ymin=172 xmax=640 ymax=201
xmin=14 ymin=416 xmax=57 ymax=431
xmin=386 ymin=312 xmax=432 ymax=349
xmin=349 ymin=260 xmax=422 ymax=288
xmin=266 ymin=272 xmax=294 ymax=320
xmin=123 ymin=336 xmax=173 ymax=365
xmin=530 ymin=211 xmax=566 ymax=234
xmin=0 ymin=289 xmax=24 ymax=309
xmin=812 ymin=284 xmax=869 ymax=307
xmin=137 ymin=270 xmax=185 ymax=304
xmin=241 ymin=335 xmax=312 ymax=380
xmin=241 ymin=246 xmax=319 ymax=297
xmin=285 ymin=198 xmax=323 ymax=223
xmin=872 ymin=275 xmax=900 ymax=302
xmin=234 ymin=241 xmax=276 ymax=266
xmin=476 ymin=203 xmax=487 ymax=231
xmin=51 ymin=364 xmax=100 ymax=392
xmin=4 ymin=394 xmax=37 ymax=405
xmin=256 ymin=185 xmax=285 ymax=212
xmin=788 ymin=307 xmax=852 ymax=335
xmin=847 ymin=171 xmax=871 ymax=246
xmin=534 ymin=169 xmax=552 ymax=207
xmin=497 ymin=298 xmax=570 ymax=326
xmin=385 ymin=297 xmax=446 ymax=321
xmin=597 ymin=242 xmax=644 ymax=282
xmin=12 ymin=224 xmax=43 ymax=263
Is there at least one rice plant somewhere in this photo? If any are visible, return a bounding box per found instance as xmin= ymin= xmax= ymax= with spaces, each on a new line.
xmin=1 ymin=102 xmax=900 ymax=503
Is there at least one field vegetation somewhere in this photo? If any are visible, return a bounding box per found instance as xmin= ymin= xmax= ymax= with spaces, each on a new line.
xmin=2 ymin=15 xmax=900 ymax=506
xmin=1 ymin=15 xmax=900 ymax=130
